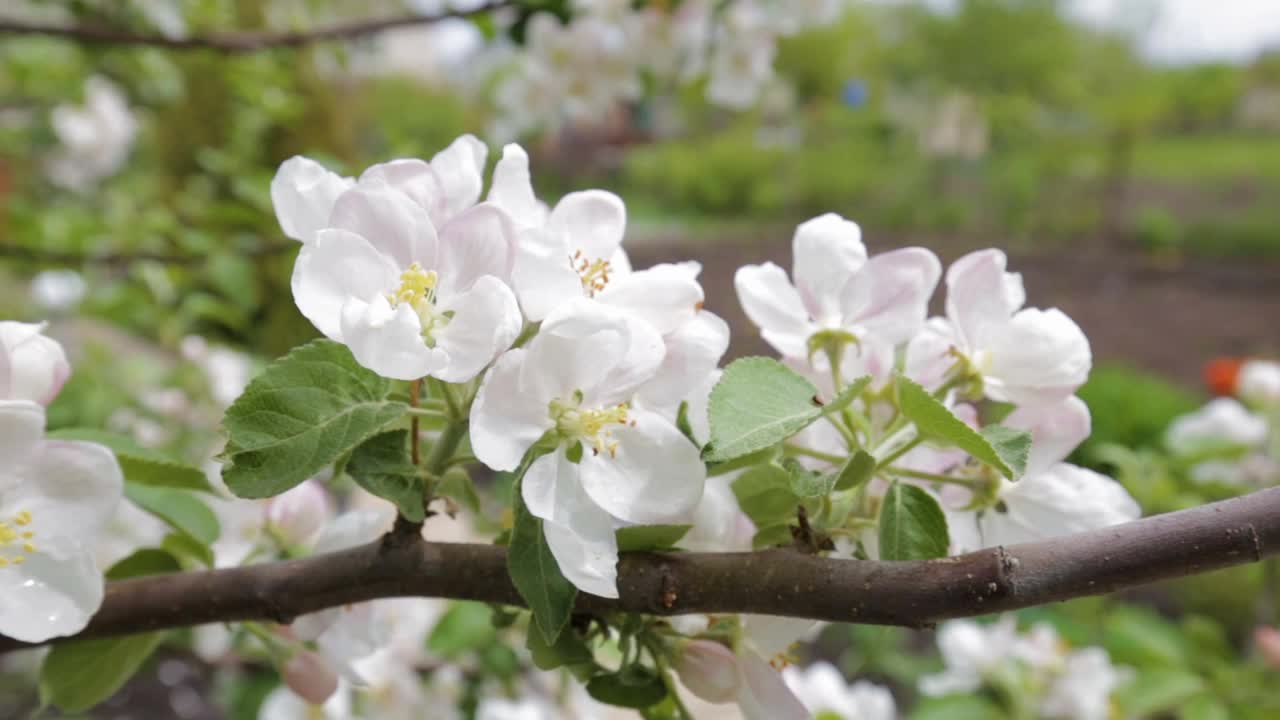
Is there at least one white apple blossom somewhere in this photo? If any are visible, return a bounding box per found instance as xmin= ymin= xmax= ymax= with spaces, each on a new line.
xmin=46 ymin=75 xmax=137 ymax=191
xmin=29 ymin=270 xmax=86 ymax=312
xmin=1165 ymin=397 xmax=1277 ymax=486
xmin=470 ymin=300 xmax=704 ymax=597
xmin=1039 ymin=646 xmax=1131 ymax=720
xmin=290 ymin=176 xmax=521 ymax=381
xmin=258 ymin=682 xmax=351 ymax=720
xmin=0 ymin=322 xmax=71 ymax=406
xmin=0 ymin=400 xmax=123 ymax=643
xmin=270 ymin=157 xmax=354 ymax=244
xmin=782 ymin=661 xmax=897 ymax=720
xmin=735 ymin=213 xmax=940 ymax=362
xmin=908 ymin=249 xmax=1091 ymax=406
xmin=919 ymin=616 xmax=1025 ymax=696
xmin=1238 ymin=359 xmax=1280 ymax=409
xmin=357 ymin=135 xmax=489 ymax=228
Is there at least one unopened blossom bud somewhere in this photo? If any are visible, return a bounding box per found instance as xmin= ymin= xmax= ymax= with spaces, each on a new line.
xmin=1238 ymin=360 xmax=1280 ymax=408
xmin=1255 ymin=626 xmax=1280 ymax=670
xmin=282 ymin=650 xmax=338 ymax=705
xmin=265 ymin=480 xmax=334 ymax=548
xmin=0 ymin=321 xmax=71 ymax=405
xmin=674 ymin=640 xmax=740 ymax=703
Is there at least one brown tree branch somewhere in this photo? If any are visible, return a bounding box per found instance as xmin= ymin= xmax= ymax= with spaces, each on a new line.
xmin=0 ymin=3 xmax=512 ymax=53
xmin=3 ymin=486 xmax=1279 ymax=653
xmin=0 ymin=240 xmax=296 ymax=267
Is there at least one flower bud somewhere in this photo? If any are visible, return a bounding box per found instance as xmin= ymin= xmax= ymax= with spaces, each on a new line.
xmin=674 ymin=640 xmax=740 ymax=703
xmin=265 ymin=480 xmax=334 ymax=548
xmin=282 ymin=650 xmax=338 ymax=705
xmin=0 ymin=321 xmax=71 ymax=405
xmin=1255 ymin=626 xmax=1280 ymax=670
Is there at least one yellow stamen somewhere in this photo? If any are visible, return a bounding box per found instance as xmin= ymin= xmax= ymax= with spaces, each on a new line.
xmin=15 ymin=511 xmax=31 ymax=526
xmin=571 ymin=250 xmax=612 ymax=296
xmin=385 ymin=263 xmax=450 ymax=342
xmin=550 ymin=395 xmax=631 ymax=458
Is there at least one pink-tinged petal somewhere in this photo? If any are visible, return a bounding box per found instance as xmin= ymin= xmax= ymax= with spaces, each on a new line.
xmin=488 ymin=143 xmax=548 ymax=228
xmin=578 ymin=409 xmax=704 ymax=525
xmin=596 ymin=262 xmax=704 ymax=336
xmin=903 ymin=317 xmax=959 ymax=391
xmin=282 ymin=651 xmax=339 ymax=705
xmin=270 ymin=156 xmax=353 ymax=243
xmin=736 ymin=650 xmax=809 ymax=720
xmin=512 ymin=226 xmax=582 ymax=321
xmin=339 ymin=295 xmax=446 ymax=381
xmin=1005 ymin=396 xmax=1091 ymax=476
xmin=265 ymin=480 xmax=334 ymax=548
xmin=292 ymin=229 xmax=400 ymax=342
xmin=734 ymin=262 xmax=813 ymax=358
xmin=548 ymin=190 xmax=626 ymax=261
xmin=0 ymin=321 xmax=71 ymax=406
xmin=982 ymin=463 xmax=1140 ymax=547
xmin=0 ymin=400 xmax=44 ymax=462
xmin=0 ymin=536 xmax=102 ymax=642
xmin=791 ymin=213 xmax=867 ymax=324
xmin=637 ymin=311 xmax=730 ymax=412
xmin=428 ymin=134 xmax=487 ymax=223
xmin=984 ymin=308 xmax=1091 ymax=405
xmin=7 ymin=438 xmax=123 ymax=537
xmin=433 ymin=276 xmax=522 ymax=383
xmin=436 ymin=203 xmax=517 ymax=296
xmin=329 ymin=181 xmax=438 ymax=270
xmin=470 ymin=349 xmax=554 ymax=472
xmin=944 ymin=249 xmax=1025 ymax=350
xmin=676 ymin=641 xmax=741 ymax=703
xmin=851 ymin=247 xmax=941 ymax=345
xmin=359 ymin=158 xmax=444 ymax=217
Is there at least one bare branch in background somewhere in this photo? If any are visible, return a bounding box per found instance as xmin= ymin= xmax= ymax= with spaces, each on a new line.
xmin=0 ymin=240 xmax=295 ymax=267
xmin=3 ymin=485 xmax=1278 ymax=654
xmin=0 ymin=2 xmax=511 ymax=53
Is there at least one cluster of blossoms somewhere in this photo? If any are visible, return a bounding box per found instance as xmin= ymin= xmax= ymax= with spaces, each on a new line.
xmin=1165 ymin=358 xmax=1280 ymax=486
xmin=921 ymin=616 xmax=1130 ymax=720
xmin=490 ymin=0 xmax=846 ymax=138
xmin=0 ymin=322 xmax=123 ymax=643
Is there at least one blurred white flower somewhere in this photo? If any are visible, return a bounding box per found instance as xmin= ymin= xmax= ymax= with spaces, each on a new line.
xmin=782 ymin=661 xmax=897 ymax=720
xmin=29 ymin=270 xmax=86 ymax=312
xmin=46 ymin=76 xmax=137 ymax=191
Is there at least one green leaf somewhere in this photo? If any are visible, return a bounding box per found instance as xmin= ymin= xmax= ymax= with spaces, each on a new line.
xmin=703 ymin=357 xmax=824 ymax=462
xmin=437 ymin=466 xmax=481 ymax=514
xmin=895 ymin=376 xmax=1024 ymax=480
xmin=427 ymin=602 xmax=496 ymax=658
xmin=752 ymin=523 xmax=794 ymax=550
xmin=105 ymin=549 xmax=180 ymax=580
xmin=731 ymin=464 xmax=800 ymax=527
xmin=1114 ymin=669 xmax=1203 ymax=717
xmin=586 ymin=667 xmax=668 ymax=709
xmin=221 ymin=339 xmax=407 ymax=498
xmin=48 ymin=428 xmax=212 ymax=493
xmin=786 ymin=458 xmax=836 ymax=498
xmin=162 ymin=531 xmax=214 ymax=567
xmin=821 ymin=375 xmax=873 ymax=416
xmin=616 ymin=525 xmax=692 ymax=552
xmin=909 ymin=695 xmax=1008 ymax=720
xmin=979 ymin=425 xmax=1032 ymax=479
xmin=878 ymin=481 xmax=950 ymax=560
xmin=345 ymin=430 xmax=424 ymax=523
xmin=125 ymin=484 xmax=220 ymax=546
xmin=527 ymin=622 xmax=594 ymax=671
xmin=833 ymin=450 xmax=876 ymax=491
xmin=509 ymin=478 xmax=577 ymax=645
xmin=40 ymin=632 xmax=167 ymax=712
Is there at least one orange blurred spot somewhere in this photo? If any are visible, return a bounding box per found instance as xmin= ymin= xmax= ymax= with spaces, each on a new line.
xmin=1204 ymin=357 xmax=1244 ymax=396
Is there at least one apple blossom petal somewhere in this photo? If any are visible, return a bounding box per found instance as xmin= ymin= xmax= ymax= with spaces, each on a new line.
xmin=791 ymin=213 xmax=867 ymax=324
xmin=904 ymin=317 xmax=959 ymax=390
xmin=521 ymin=451 xmax=573 ymax=523
xmin=734 ymin=262 xmax=812 ymax=358
xmin=743 ymin=614 xmax=817 ymax=660
xmin=329 ymin=181 xmax=438 ymax=269
xmin=595 ymin=311 xmax=666 ymax=405
xmin=736 ymin=650 xmax=809 ymax=720
xmin=1005 ymin=396 xmax=1092 ymax=477
xmin=488 ymin=144 xmax=548 ymax=228
xmin=0 ymin=536 xmax=102 ymax=642
xmin=0 ymin=400 xmax=44 ymax=462
xmin=436 ymin=203 xmax=517 ymax=296
xmin=851 ymin=247 xmax=942 ymax=345
xmin=982 ymin=463 xmax=1140 ymax=547
xmin=270 ymin=156 xmax=354 ymax=243
xmin=537 ymin=475 xmax=620 ymax=599
xmin=596 ymin=262 xmax=703 ymax=335
xmin=429 ymin=134 xmax=488 ymax=222
xmin=529 ymin=300 xmax=637 ymax=403
xmin=291 ymin=229 xmax=401 ymax=342
xmin=984 ymin=308 xmax=1091 ymax=405
xmin=637 ymin=311 xmax=730 ymax=412
xmin=470 ymin=349 xmax=554 ymax=473
xmin=578 ymin=409 xmax=704 ymax=524
xmin=359 ymin=158 xmax=444 ymax=218
xmin=945 ymin=249 xmax=1026 ymax=350
xmin=676 ymin=640 xmax=741 ymax=703
xmin=432 ymin=276 xmax=522 ymax=383
xmin=0 ymin=321 xmax=71 ymax=405
xmin=339 ymin=295 xmax=447 ymax=381
xmin=548 ymin=190 xmax=626 ymax=261
xmin=6 ymin=438 xmax=123 ymax=537
xmin=512 ymin=227 xmax=583 ymax=321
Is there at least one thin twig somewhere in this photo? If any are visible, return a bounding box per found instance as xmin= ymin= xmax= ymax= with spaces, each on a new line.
xmin=0 ymin=3 xmax=512 ymax=54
